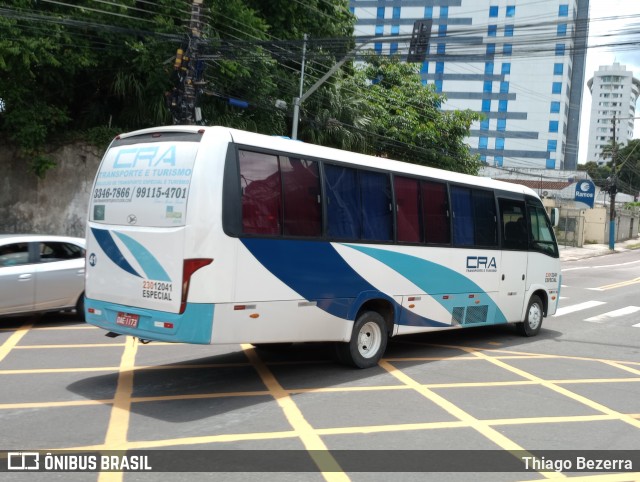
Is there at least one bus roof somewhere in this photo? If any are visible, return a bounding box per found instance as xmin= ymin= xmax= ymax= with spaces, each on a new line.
xmin=115 ymin=125 xmax=540 ymax=199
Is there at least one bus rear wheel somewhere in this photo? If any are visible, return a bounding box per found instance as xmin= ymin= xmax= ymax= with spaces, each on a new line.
xmin=517 ymin=295 xmax=543 ymax=337
xmin=335 ymin=311 xmax=388 ymax=368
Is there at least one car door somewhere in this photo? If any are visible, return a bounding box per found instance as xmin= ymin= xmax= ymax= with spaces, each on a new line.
xmin=34 ymin=241 xmax=85 ymax=311
xmin=0 ymin=242 xmax=36 ymax=315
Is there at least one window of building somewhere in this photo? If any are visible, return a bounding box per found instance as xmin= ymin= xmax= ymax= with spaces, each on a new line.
xmin=550 ymin=101 xmax=561 ymax=113
xmin=553 ymin=63 xmax=564 ymax=75
xmin=439 ymin=24 xmax=447 ymax=36
xmin=549 ymin=121 xmax=559 ymax=133
xmin=374 ymin=42 xmax=382 ymax=54
xmin=479 ymin=136 xmax=488 ymax=149
xmin=375 ymin=25 xmax=383 ymax=36
xmin=498 ymin=100 xmax=508 ymax=112
xmin=436 ymin=61 xmax=444 ymax=73
xmin=392 ymin=6 xmax=400 ymax=19
xmin=485 ymin=62 xmax=494 ymax=74
xmin=391 ymin=25 xmax=400 ymax=35
xmin=506 ymin=5 xmax=515 ymax=17
xmin=558 ymin=4 xmax=569 ymax=17
xmin=483 ymin=80 xmax=492 ymax=93
xmin=390 ymin=43 xmax=398 ymax=55
xmin=546 ymin=159 xmax=556 ymax=169
xmin=495 ymin=137 xmax=505 ymax=150
xmin=552 ymin=82 xmax=562 ymax=94
xmin=505 ymin=25 xmax=514 ymax=37
xmin=437 ymin=43 xmax=445 ymax=54
xmin=377 ymin=7 xmax=385 ymax=18
xmin=488 ymin=25 xmax=497 ymax=37
xmin=557 ymin=23 xmax=567 ymax=36
xmin=500 ymin=81 xmax=509 ymax=93
xmin=440 ymin=6 xmax=449 ymax=18
xmin=480 ymin=119 xmax=490 ymax=130
xmin=495 ymin=156 xmax=504 ymax=167
xmin=501 ymin=63 xmax=511 ymax=75
xmin=555 ymin=43 xmax=565 ymax=56
xmin=547 ymin=140 xmax=557 ymax=151
xmin=489 ymin=6 xmax=498 ymax=17
xmin=486 ymin=43 xmax=496 ymax=54
xmin=425 ymin=6 xmax=433 ymax=18
xmin=497 ymin=118 xmax=506 ymax=131
xmin=435 ymin=79 xmax=443 ymax=92
xmin=482 ymin=99 xmax=491 ymax=112
xmin=503 ymin=44 xmax=512 ymax=55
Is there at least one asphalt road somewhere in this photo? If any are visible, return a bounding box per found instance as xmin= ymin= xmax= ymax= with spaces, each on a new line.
xmin=1 ymin=253 xmax=639 ymax=482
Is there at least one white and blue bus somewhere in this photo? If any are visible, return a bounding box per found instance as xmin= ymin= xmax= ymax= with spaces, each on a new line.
xmin=85 ymin=126 xmax=560 ymax=368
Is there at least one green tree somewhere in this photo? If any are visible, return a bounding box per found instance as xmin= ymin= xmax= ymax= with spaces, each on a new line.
xmin=301 ymin=57 xmax=481 ymax=175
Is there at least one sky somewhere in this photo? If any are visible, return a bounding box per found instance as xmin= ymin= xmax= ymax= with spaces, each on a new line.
xmin=577 ymin=0 xmax=640 ymax=164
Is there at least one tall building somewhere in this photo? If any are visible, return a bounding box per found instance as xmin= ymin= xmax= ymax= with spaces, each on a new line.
xmin=585 ymin=63 xmax=640 ymax=165
xmin=349 ymin=0 xmax=590 ymax=170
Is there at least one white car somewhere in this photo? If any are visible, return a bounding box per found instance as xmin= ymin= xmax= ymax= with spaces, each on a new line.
xmin=0 ymin=235 xmax=86 ymax=318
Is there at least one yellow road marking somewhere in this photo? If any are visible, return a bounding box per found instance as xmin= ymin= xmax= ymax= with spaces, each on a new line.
xmin=98 ymin=336 xmax=138 ymax=482
xmin=0 ymin=321 xmax=33 ymax=363
xmin=378 ymin=359 xmax=565 ymax=479
xmin=242 ymin=344 xmax=348 ymax=482
xmin=596 ymin=277 xmax=640 ymax=290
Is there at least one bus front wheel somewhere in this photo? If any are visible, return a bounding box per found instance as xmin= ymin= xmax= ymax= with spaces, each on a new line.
xmin=517 ymin=295 xmax=543 ymax=337
xmin=335 ymin=311 xmax=388 ymax=368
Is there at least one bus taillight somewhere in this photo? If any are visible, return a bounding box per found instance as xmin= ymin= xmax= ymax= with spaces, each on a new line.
xmin=180 ymin=258 xmax=213 ymax=314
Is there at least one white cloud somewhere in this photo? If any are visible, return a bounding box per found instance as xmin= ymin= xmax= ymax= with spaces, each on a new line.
xmin=578 ymin=1 xmax=640 ymax=163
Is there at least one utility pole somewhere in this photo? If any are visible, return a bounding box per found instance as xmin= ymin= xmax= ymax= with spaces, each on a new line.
xmin=291 ymin=34 xmax=308 ymax=140
xmin=168 ymin=0 xmax=204 ymax=125
xmin=609 ymin=114 xmax=618 ymax=250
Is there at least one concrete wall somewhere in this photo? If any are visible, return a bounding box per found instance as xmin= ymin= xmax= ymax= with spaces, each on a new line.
xmin=0 ymin=141 xmax=103 ymax=237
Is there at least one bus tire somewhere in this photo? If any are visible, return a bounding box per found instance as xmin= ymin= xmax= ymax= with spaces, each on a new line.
xmin=76 ymin=293 xmax=85 ymax=321
xmin=335 ymin=311 xmax=387 ymax=368
xmin=517 ymin=295 xmax=543 ymax=337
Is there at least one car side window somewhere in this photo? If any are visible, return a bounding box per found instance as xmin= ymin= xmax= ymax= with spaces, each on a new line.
xmin=0 ymin=243 xmax=31 ymax=267
xmin=39 ymin=242 xmax=85 ymax=262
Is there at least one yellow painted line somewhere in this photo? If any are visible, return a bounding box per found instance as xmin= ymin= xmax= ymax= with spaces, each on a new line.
xmin=0 ymin=367 xmax=123 ymax=375
xmin=596 ymin=276 xmax=640 ymax=291
xmin=0 ymin=321 xmax=33 ymax=363
xmin=601 ymin=361 xmax=640 ymax=376
xmin=98 ymin=336 xmax=139 ymax=482
xmin=378 ymin=359 xmax=564 ymax=480
xmin=14 ymin=343 xmax=126 ymax=349
xmin=466 ymin=349 xmax=640 ymax=430
xmin=0 ymin=399 xmax=111 ymax=410
xmin=242 ymin=344 xmax=348 ymax=482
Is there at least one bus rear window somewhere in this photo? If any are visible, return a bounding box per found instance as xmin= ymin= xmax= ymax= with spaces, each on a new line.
xmin=90 ymin=141 xmax=198 ymax=227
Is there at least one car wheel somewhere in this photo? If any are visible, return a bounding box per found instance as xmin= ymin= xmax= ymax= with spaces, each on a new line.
xmin=76 ymin=293 xmax=85 ymax=321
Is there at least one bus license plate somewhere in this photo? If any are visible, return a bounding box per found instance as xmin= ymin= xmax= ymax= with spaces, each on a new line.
xmin=116 ymin=312 xmax=139 ymax=328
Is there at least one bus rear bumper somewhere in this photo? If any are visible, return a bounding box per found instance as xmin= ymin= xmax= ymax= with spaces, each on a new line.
xmin=85 ymin=298 xmax=214 ymax=344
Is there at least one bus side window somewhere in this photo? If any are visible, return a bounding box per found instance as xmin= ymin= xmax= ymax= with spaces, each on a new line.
xmin=394 ymin=176 xmax=422 ymax=243
xmin=325 ymin=164 xmax=361 ymax=239
xmin=360 ymin=171 xmax=392 ymax=241
xmin=450 ymin=186 xmax=474 ymax=246
xmin=499 ymin=199 xmax=528 ymax=250
xmin=239 ymin=150 xmax=282 ymax=235
xmin=422 ymin=181 xmax=450 ymax=244
xmin=281 ymin=157 xmax=322 ymax=237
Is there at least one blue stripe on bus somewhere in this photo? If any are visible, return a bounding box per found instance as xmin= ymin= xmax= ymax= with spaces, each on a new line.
xmin=114 ymin=232 xmax=171 ymax=282
xmin=345 ymin=245 xmax=508 ymax=324
xmin=91 ymin=228 xmax=142 ymax=278
xmin=240 ymin=238 xmax=448 ymax=327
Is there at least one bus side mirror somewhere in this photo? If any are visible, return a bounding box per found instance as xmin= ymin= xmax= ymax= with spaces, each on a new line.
xmin=550 ymin=208 xmax=560 ymax=227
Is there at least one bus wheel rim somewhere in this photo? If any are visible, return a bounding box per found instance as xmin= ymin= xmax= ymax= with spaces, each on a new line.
xmin=528 ymin=303 xmax=542 ymax=330
xmin=357 ymin=321 xmax=382 ymax=358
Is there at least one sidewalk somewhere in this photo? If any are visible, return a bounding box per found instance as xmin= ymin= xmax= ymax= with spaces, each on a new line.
xmin=559 ymin=237 xmax=640 ymax=262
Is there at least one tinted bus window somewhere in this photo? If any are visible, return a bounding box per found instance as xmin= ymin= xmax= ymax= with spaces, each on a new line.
xmin=500 ymin=198 xmax=528 ymax=250
xmin=361 ymin=171 xmax=392 ymax=241
xmin=451 ymin=186 xmax=474 ymax=246
xmin=240 ymin=151 xmax=282 ymax=235
xmin=394 ymin=176 xmax=422 ymax=243
xmin=529 ymin=204 xmax=558 ymax=256
xmin=281 ymin=157 xmax=322 ymax=237
xmin=473 ymin=190 xmax=498 ymax=247
xmin=325 ymin=164 xmax=360 ymax=239
xmin=422 ymin=181 xmax=450 ymax=244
